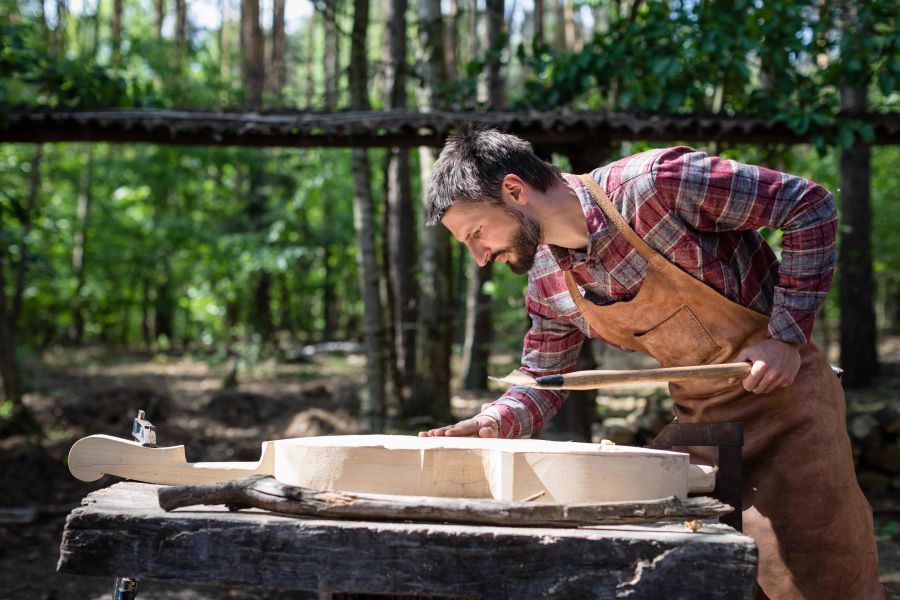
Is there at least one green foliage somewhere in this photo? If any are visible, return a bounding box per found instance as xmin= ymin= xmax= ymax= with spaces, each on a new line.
xmin=0 ymin=19 xmax=135 ymax=108
xmin=512 ymin=0 xmax=896 ymax=151
xmin=0 ymin=0 xmax=897 ymax=358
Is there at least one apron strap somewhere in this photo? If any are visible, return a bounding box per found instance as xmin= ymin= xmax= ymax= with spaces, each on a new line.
xmin=577 ymin=174 xmax=659 ymax=263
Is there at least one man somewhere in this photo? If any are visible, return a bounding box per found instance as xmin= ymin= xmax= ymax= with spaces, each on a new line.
xmin=419 ymin=127 xmax=883 ymax=599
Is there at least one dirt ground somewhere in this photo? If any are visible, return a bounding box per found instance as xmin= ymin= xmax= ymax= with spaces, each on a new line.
xmin=1 ymin=344 xmax=898 ymax=599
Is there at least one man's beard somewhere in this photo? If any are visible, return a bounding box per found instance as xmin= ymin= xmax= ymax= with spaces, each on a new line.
xmin=490 ymin=209 xmax=543 ymax=275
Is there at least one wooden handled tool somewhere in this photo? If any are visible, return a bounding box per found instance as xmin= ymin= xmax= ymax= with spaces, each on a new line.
xmin=491 ymin=362 xmax=752 ymax=390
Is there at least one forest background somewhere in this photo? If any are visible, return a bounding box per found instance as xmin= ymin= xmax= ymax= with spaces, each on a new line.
xmin=0 ymin=0 xmax=899 ymax=597
xmin=2 ymin=0 xmax=898 ymax=433
xmin=0 ymin=0 xmax=898 ymax=446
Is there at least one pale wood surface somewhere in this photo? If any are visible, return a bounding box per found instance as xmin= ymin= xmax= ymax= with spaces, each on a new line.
xmin=58 ymin=482 xmax=758 ymax=599
xmin=68 ymin=434 xmax=713 ymax=503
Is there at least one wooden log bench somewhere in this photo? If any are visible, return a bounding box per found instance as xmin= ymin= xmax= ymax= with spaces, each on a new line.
xmin=57 ymin=482 xmax=758 ymax=599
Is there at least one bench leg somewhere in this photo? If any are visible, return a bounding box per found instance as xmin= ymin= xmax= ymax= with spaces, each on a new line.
xmin=113 ymin=577 xmax=139 ymax=600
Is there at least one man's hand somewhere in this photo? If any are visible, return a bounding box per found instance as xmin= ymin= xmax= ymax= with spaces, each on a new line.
xmin=418 ymin=414 xmax=500 ymax=438
xmin=731 ymin=338 xmax=802 ymax=394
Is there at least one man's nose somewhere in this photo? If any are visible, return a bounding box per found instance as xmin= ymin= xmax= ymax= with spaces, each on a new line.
xmin=465 ymin=241 xmax=490 ymax=267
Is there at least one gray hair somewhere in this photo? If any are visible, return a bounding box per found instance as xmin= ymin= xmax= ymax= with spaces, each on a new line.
xmin=425 ymin=125 xmax=563 ymax=226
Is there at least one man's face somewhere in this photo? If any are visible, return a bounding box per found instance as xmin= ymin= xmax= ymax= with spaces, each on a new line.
xmin=441 ymin=201 xmax=543 ymax=275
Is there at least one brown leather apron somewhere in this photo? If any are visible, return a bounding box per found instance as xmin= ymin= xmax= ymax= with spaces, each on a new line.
xmin=566 ymin=174 xmax=883 ymax=599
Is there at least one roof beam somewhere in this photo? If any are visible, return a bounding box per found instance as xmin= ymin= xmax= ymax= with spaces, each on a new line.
xmin=1 ymin=109 xmax=898 ymax=148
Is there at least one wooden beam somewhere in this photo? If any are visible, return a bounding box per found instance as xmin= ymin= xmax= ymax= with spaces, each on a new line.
xmin=4 ymin=109 xmax=898 ymax=148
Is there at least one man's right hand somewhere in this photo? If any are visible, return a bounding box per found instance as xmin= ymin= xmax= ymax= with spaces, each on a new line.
xmin=418 ymin=414 xmax=500 ymax=438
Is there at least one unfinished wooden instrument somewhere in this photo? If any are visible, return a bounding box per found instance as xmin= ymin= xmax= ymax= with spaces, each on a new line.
xmin=68 ymin=434 xmax=715 ymax=504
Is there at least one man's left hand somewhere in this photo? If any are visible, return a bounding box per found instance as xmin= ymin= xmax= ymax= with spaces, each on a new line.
xmin=731 ymin=338 xmax=802 ymax=394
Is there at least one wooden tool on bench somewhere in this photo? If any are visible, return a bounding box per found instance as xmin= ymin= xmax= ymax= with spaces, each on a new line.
xmin=491 ymin=362 xmax=752 ymax=390
xmin=69 ymin=413 xmax=717 ymax=504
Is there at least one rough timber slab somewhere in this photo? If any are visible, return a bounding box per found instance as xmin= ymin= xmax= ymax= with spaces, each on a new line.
xmin=58 ymin=483 xmax=757 ymax=599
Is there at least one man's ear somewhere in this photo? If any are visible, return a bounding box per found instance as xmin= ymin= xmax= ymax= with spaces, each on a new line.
xmin=502 ymin=174 xmax=528 ymax=206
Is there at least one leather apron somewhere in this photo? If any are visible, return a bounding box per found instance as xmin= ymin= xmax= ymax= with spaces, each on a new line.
xmin=566 ymin=174 xmax=883 ymax=599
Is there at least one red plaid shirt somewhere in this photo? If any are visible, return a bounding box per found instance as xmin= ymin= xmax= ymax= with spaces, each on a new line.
xmin=482 ymin=147 xmax=838 ymax=438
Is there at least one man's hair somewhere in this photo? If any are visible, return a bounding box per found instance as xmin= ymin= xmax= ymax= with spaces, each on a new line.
xmin=425 ymin=125 xmax=563 ymax=226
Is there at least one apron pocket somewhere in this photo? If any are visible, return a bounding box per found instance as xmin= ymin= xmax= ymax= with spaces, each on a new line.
xmin=633 ymin=305 xmax=721 ymax=367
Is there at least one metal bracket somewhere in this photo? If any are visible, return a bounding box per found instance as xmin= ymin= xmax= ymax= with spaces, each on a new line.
xmin=131 ymin=410 xmax=157 ymax=448
xmin=113 ymin=576 xmax=138 ymax=600
xmin=650 ymin=422 xmax=744 ymax=532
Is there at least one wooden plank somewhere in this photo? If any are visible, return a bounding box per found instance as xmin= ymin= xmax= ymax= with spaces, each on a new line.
xmin=3 ymin=109 xmax=898 ymax=148
xmin=155 ymin=475 xmax=732 ymax=527
xmin=58 ymin=483 xmax=758 ymax=599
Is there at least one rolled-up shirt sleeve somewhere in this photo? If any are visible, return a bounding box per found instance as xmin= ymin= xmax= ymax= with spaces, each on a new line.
xmin=653 ymin=149 xmax=837 ymax=344
xmin=480 ymin=283 xmax=585 ymax=438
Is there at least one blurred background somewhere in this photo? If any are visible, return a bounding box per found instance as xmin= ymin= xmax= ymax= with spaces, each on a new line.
xmin=0 ymin=0 xmax=898 ymax=597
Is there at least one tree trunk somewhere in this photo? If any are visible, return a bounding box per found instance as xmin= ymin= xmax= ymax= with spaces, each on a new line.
xmin=484 ymin=0 xmax=505 ymax=109
xmin=304 ymin=10 xmax=316 ymax=109
xmin=277 ymin=274 xmax=294 ymax=335
xmin=253 ymin=271 xmax=274 ymax=339
xmin=454 ymin=244 xmax=468 ymax=343
xmin=175 ymin=0 xmax=187 ymax=60
xmin=49 ymin=0 xmax=68 ymax=60
xmin=320 ymin=0 xmax=340 ymax=342
xmin=141 ymin=275 xmax=152 ymax=346
xmin=446 ymin=0 xmax=460 ymax=78
xmin=411 ymin=0 xmax=453 ymax=422
xmin=462 ymin=0 xmax=505 ymax=390
xmin=383 ymin=0 xmax=417 ymax=399
xmin=271 ymin=0 xmax=287 ymax=98
xmin=349 ymin=0 xmax=387 ymax=431
xmin=554 ymin=0 xmax=569 ymax=50
xmin=462 ymin=261 xmax=493 ymax=389
xmin=71 ymin=146 xmax=94 ymax=343
xmin=219 ymin=0 xmax=230 ymax=79
xmin=240 ymin=0 xmax=271 ymax=341
xmin=112 ymin=0 xmax=123 ymax=63
xmin=324 ymin=0 xmax=339 ymax=110
xmin=155 ymin=273 xmax=174 ymax=342
xmin=379 ymin=154 xmax=403 ymax=407
xmin=156 ymin=0 xmax=165 ymax=39
xmin=241 ymin=0 xmax=264 ymax=110
xmin=534 ymin=0 xmax=544 ymax=43
xmin=0 ymin=145 xmax=43 ymax=436
xmin=839 ymin=85 xmax=878 ymax=387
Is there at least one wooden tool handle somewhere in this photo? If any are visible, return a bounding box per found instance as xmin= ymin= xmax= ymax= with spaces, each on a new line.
xmin=687 ymin=464 xmax=717 ymax=493
xmin=535 ymin=362 xmax=751 ymax=390
xmin=67 ymin=434 xmax=274 ymax=485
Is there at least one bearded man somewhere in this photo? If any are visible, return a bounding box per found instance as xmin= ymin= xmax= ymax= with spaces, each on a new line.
xmin=419 ymin=127 xmax=884 ymax=599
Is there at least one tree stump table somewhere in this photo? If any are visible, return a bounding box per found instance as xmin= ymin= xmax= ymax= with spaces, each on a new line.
xmin=58 ymin=482 xmax=757 ymax=599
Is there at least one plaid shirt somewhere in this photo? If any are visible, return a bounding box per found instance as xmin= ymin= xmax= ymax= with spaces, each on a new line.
xmin=482 ymin=146 xmax=838 ymax=438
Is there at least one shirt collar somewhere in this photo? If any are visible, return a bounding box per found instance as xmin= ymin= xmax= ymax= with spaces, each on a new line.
xmin=549 ymin=173 xmax=609 ymax=271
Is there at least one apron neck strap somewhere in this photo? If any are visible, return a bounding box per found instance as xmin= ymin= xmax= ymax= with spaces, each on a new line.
xmin=577 ymin=174 xmax=658 ymax=263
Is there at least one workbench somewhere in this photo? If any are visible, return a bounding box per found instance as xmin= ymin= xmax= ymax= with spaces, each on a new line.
xmin=57 ymin=482 xmax=758 ymax=599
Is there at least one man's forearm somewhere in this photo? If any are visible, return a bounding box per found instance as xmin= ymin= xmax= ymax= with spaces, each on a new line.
xmin=481 ymin=388 xmax=568 ymax=438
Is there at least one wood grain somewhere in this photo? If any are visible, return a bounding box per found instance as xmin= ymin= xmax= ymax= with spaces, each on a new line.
xmin=69 ymin=434 xmax=715 ymax=503
xmin=58 ymin=482 xmax=758 ymax=599
xmin=494 ymin=363 xmax=752 ymax=390
xmin=156 ymin=474 xmax=732 ymax=527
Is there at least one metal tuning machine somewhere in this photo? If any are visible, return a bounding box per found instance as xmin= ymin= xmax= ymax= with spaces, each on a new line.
xmin=131 ymin=410 xmax=158 ymax=448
